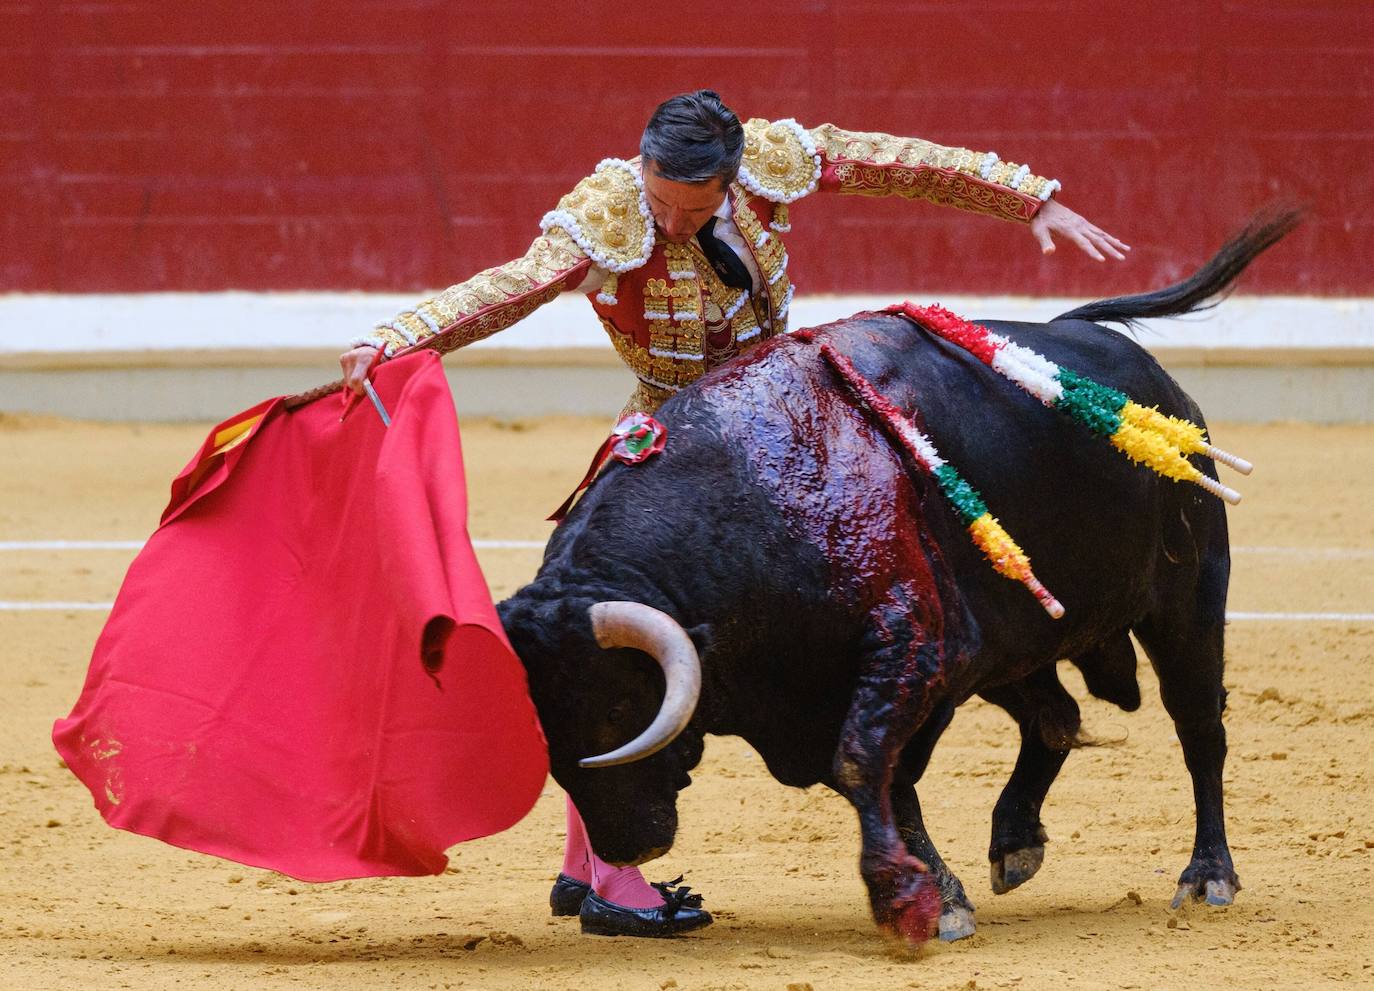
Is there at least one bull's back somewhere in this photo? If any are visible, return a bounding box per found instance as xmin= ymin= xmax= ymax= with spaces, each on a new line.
xmin=680 ymin=313 xmax=1222 ymax=690
xmin=547 ymin=311 xmax=1224 ymax=733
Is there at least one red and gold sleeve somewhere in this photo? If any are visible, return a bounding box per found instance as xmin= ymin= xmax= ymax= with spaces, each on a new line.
xmin=808 ymin=122 xmax=1061 ymax=223
xmin=352 ymin=226 xmax=593 ymax=359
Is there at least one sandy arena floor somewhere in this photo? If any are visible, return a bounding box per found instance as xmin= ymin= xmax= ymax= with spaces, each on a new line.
xmin=1 ymin=412 xmax=1371 ymax=990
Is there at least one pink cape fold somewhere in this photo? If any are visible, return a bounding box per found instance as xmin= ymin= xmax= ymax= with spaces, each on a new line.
xmin=52 ymin=351 xmax=549 ymax=882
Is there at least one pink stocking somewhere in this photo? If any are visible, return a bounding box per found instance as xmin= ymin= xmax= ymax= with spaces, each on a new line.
xmin=560 ymin=794 xmax=592 ymax=884
xmin=562 ymin=796 xmax=664 ymax=909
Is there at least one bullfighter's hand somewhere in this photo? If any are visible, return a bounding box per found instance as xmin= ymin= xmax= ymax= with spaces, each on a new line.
xmin=1030 ymin=199 xmax=1130 ymax=262
xmin=340 ymin=345 xmax=380 ymax=395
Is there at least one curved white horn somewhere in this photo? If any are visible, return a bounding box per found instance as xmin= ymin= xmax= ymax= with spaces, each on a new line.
xmin=578 ymin=601 xmax=702 ymax=768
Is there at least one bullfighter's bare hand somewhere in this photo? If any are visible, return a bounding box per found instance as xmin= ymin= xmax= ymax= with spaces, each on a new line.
xmin=1030 ymin=199 xmax=1130 ymax=262
xmin=340 ymin=345 xmax=380 ymax=395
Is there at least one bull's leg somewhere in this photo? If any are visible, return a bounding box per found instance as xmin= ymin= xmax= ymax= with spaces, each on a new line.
xmin=892 ymin=701 xmax=978 ymax=941
xmin=1133 ymin=554 xmax=1238 ymax=909
xmin=980 ymin=665 xmax=1081 ymax=894
xmin=829 ymin=608 xmax=947 ymax=947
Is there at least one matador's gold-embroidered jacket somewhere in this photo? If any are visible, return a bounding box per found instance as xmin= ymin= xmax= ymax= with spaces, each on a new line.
xmin=356 ymin=118 xmax=1060 ymax=416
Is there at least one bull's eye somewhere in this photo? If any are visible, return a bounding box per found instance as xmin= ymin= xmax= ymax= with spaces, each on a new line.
xmin=606 ymin=702 xmax=628 ymax=726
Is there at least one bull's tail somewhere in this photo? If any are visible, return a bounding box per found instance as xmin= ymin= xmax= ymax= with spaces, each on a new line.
xmin=1051 ymin=206 xmax=1303 ymax=330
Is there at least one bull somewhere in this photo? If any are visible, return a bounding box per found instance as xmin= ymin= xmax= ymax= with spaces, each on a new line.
xmin=497 ymin=211 xmax=1297 ymax=946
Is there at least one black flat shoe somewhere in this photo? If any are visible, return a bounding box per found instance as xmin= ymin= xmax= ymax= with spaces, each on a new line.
xmin=579 ymin=877 xmax=712 ymax=938
xmin=550 ymin=873 xmax=591 ymax=916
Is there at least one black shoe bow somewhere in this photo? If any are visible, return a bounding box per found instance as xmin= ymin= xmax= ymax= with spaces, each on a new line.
xmin=649 ymin=874 xmax=704 ymax=916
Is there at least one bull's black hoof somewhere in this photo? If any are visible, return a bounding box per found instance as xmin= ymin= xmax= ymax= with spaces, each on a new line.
xmin=938 ymin=903 xmax=977 ymax=942
xmin=579 ymin=889 xmax=713 ymax=938
xmin=550 ymin=873 xmax=591 ymax=916
xmin=990 ymin=845 xmax=1045 ymax=895
xmin=1171 ymin=877 xmax=1238 ymax=910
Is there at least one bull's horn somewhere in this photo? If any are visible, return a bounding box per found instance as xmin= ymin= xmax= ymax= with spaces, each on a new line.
xmin=578 ymin=601 xmax=702 ymax=769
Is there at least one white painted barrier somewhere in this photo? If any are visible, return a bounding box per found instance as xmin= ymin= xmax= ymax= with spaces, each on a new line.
xmin=3 ymin=293 xmax=1372 ymax=421
xmin=3 ymin=292 xmax=1372 ymax=355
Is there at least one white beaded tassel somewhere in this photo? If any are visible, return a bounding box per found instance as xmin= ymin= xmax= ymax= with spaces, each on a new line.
xmin=1195 ymin=473 xmax=1242 ymax=506
xmin=1205 ymin=445 xmax=1254 ymax=475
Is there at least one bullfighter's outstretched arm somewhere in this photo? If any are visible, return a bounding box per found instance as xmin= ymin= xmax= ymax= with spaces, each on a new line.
xmin=733 ymin=118 xmax=1057 ymax=223
xmin=352 ymin=225 xmax=593 ymax=359
xmin=735 ymin=118 xmax=1127 ymax=262
xmin=808 ymin=121 xmax=1061 ymax=223
xmin=343 ymin=158 xmax=655 ymax=388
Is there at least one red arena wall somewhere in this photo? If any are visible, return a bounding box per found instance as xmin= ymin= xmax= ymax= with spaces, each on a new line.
xmin=2 ymin=1 xmax=1366 ymax=297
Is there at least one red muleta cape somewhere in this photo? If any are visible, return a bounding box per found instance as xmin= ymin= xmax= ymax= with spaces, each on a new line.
xmin=52 ymin=351 xmax=548 ymax=882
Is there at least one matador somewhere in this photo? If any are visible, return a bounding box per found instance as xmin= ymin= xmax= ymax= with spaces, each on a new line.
xmin=337 ymin=89 xmax=1128 ymax=939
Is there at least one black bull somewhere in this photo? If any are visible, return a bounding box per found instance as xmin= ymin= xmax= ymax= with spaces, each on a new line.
xmin=497 ymin=212 xmax=1297 ymax=947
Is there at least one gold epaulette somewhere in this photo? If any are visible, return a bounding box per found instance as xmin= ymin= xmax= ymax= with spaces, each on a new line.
xmin=540 ymin=158 xmax=656 ymax=273
xmin=737 ymin=118 xmax=823 ymax=204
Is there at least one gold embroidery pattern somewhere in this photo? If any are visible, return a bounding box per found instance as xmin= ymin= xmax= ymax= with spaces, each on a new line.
xmin=808 ymin=123 xmax=1056 ymax=223
xmin=643 ymin=277 xmax=672 ymax=321
xmin=664 ymin=242 xmax=697 ymax=282
xmin=830 ymin=162 xmax=1040 ymax=222
xmin=730 ymin=295 xmax=761 ymax=337
xmin=731 ymin=193 xmax=793 ymax=338
xmin=601 ymin=191 xmax=802 ymax=410
xmin=738 ymin=118 xmax=822 ymax=203
xmin=619 ymin=380 xmax=676 ymax=419
xmin=641 ymin=259 xmax=706 ymax=387
xmin=603 ymin=318 xmax=681 ymax=394
xmin=425 ymin=285 xmax=565 ymax=357
xmin=691 ymin=254 xmax=740 ymax=367
xmin=542 ymin=159 xmax=654 ymax=272
xmin=368 ymin=226 xmax=589 ymax=357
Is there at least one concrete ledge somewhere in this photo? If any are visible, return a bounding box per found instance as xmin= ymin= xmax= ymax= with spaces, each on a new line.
xmin=1163 ymin=365 xmax=1373 ymax=423
xmin=4 ymin=357 xmax=1370 ymax=423
xmin=0 ymin=363 xmax=635 ymax=423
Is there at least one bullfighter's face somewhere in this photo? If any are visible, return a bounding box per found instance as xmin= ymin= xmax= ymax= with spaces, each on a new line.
xmin=642 ymin=162 xmax=728 ymax=244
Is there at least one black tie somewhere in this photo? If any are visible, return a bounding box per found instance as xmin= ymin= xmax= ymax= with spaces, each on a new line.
xmin=696 ymin=216 xmax=753 ymax=292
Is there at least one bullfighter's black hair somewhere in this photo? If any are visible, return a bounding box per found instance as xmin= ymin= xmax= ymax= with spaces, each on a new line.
xmin=640 ymin=90 xmax=744 ymax=188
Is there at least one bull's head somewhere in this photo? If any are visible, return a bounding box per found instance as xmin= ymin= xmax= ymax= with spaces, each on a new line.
xmin=499 ymin=593 xmax=705 ymax=866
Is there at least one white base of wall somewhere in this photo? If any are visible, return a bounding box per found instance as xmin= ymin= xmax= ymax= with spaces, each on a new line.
xmin=4 ymin=292 xmax=1372 ymax=422
xmin=5 ymin=291 xmax=1372 ymax=354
